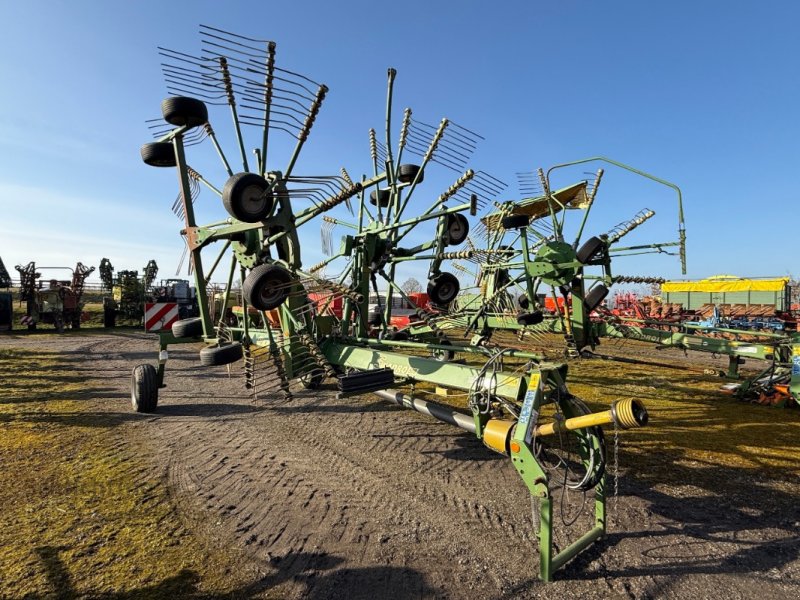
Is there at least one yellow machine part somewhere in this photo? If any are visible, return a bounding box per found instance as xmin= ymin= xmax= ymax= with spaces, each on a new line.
xmin=661 ymin=276 xmax=788 ymax=293
xmin=480 ymin=182 xmax=589 ymax=231
xmin=535 ymin=398 xmax=648 ymax=437
xmin=483 ymin=419 xmax=515 ymax=455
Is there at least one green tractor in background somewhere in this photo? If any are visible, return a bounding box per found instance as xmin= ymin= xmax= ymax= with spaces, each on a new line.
xmin=100 ymin=258 xmax=158 ymax=327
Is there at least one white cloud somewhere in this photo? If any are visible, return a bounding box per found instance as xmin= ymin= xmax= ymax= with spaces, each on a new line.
xmin=0 ymin=182 xmax=186 ymax=279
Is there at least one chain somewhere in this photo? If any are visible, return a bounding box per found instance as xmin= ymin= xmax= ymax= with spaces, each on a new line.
xmin=530 ymin=494 xmax=540 ymax=538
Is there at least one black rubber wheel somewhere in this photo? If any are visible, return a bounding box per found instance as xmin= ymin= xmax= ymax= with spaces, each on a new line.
xmin=427 ymin=272 xmax=460 ymax=306
xmin=518 ymin=294 xmax=530 ymax=310
xmin=368 ymin=311 xmax=383 ymax=326
xmin=131 ymin=364 xmax=158 ymax=413
xmin=501 ymin=213 xmax=530 ymax=230
xmin=369 ymin=189 xmax=391 ymax=207
xmin=517 ymin=311 xmax=544 ymax=326
xmin=446 ymin=213 xmax=469 ymax=246
xmin=300 ymin=369 xmax=325 ymax=390
xmin=385 ymin=330 xmax=409 ymax=341
xmin=222 ymin=172 xmax=273 ymax=223
xmin=397 ymin=164 xmax=423 ymax=184
xmin=199 ymin=342 xmax=243 ymax=366
xmin=243 ymin=263 xmax=293 ymax=310
xmin=496 ymin=268 xmax=511 ymax=288
xmin=584 ymin=284 xmax=609 ymax=312
xmin=172 ymin=317 xmax=203 ymax=338
xmin=140 ymin=142 xmax=176 ymax=168
xmin=161 ymin=96 xmax=208 ymax=128
xmin=430 ymin=339 xmax=455 ymax=362
xmin=103 ymin=307 xmax=116 ymax=328
xmin=576 ymin=236 xmax=605 ymax=264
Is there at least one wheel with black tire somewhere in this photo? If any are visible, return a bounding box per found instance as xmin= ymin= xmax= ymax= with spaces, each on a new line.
xmin=496 ymin=268 xmax=510 ymax=289
xmin=199 ymin=342 xmax=243 ymax=366
xmin=427 ymin=272 xmax=460 ymax=306
xmin=368 ymin=311 xmax=383 ymax=326
xmin=517 ymin=294 xmax=530 ymax=310
xmin=584 ymin=284 xmax=609 ymax=312
xmin=140 ymin=142 xmax=176 ymax=168
xmin=300 ymin=369 xmax=324 ymax=390
xmin=369 ymin=189 xmax=391 ymax=207
xmin=243 ymin=263 xmax=293 ymax=310
xmin=501 ymin=213 xmax=530 ymax=230
xmin=517 ymin=311 xmax=544 ymax=326
xmin=445 ymin=213 xmax=469 ymax=246
xmin=397 ymin=164 xmax=423 ymax=184
xmin=172 ymin=317 xmax=204 ymax=338
xmin=222 ymin=172 xmax=274 ymax=222
xmin=430 ymin=339 xmax=454 ymax=362
xmin=576 ymin=236 xmax=605 ymax=264
xmin=131 ymin=364 xmax=158 ymax=413
xmin=385 ymin=330 xmax=409 ymax=341
xmin=161 ymin=96 xmax=208 ymax=128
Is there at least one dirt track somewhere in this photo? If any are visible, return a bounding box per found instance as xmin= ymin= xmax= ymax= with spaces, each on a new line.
xmin=4 ymin=331 xmax=799 ymax=599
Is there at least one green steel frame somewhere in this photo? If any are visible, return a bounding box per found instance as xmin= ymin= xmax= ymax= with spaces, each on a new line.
xmin=136 ymin=26 xmax=652 ymax=582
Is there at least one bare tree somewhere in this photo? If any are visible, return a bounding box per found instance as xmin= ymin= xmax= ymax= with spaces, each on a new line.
xmin=401 ymin=277 xmax=422 ymax=295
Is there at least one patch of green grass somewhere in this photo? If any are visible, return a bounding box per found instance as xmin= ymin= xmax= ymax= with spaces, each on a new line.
xmin=0 ymin=347 xmax=252 ymax=598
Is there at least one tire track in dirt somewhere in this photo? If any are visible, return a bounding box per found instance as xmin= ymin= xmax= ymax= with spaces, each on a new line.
xmin=151 ymin=382 xmax=550 ymax=596
xmin=48 ymin=332 xmax=800 ymax=599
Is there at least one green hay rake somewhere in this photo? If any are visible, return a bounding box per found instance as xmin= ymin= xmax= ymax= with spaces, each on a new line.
xmin=134 ymin=25 xmax=652 ymax=582
xmin=417 ymin=159 xmax=800 ymax=406
xmin=405 ymin=158 xmax=685 ymax=352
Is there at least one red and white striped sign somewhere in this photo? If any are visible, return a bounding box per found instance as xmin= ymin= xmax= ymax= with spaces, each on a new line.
xmin=144 ymin=302 xmax=180 ymax=332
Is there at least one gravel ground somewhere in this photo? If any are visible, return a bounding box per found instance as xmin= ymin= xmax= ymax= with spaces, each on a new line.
xmin=2 ymin=330 xmax=798 ymax=599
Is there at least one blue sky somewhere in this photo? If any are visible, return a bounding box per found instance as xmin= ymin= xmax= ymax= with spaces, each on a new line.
xmin=1 ymin=0 xmax=798 ymax=289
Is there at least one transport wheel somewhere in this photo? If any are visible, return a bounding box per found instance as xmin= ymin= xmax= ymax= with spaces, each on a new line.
xmin=427 ymin=272 xmax=460 ymax=306
xmin=222 ymin=172 xmax=274 ymax=222
xmin=517 ymin=311 xmax=544 ymax=326
xmin=131 ymin=364 xmax=158 ymax=413
xmin=385 ymin=330 xmax=409 ymax=341
xmin=446 ymin=213 xmax=469 ymax=246
xmin=501 ymin=213 xmax=530 ymax=230
xmin=368 ymin=310 xmax=383 ymax=326
xmin=172 ymin=317 xmax=203 ymax=338
xmin=199 ymin=342 xmax=243 ymax=366
xmin=369 ymin=189 xmax=391 ymax=207
xmin=140 ymin=142 xmax=177 ymax=168
xmin=430 ymin=339 xmax=454 ymax=362
xmin=243 ymin=264 xmax=293 ymax=310
xmin=103 ymin=307 xmax=116 ymax=328
xmin=576 ymin=236 xmax=605 ymax=264
xmin=517 ymin=294 xmax=530 ymax=310
xmin=161 ymin=96 xmax=208 ymax=128
xmin=397 ymin=164 xmax=423 ymax=184
xmin=584 ymin=284 xmax=609 ymax=312
xmin=300 ymin=369 xmax=324 ymax=390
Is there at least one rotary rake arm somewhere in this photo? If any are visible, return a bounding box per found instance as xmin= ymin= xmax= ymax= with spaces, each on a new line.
xmin=423 ymin=158 xmax=688 ymax=357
